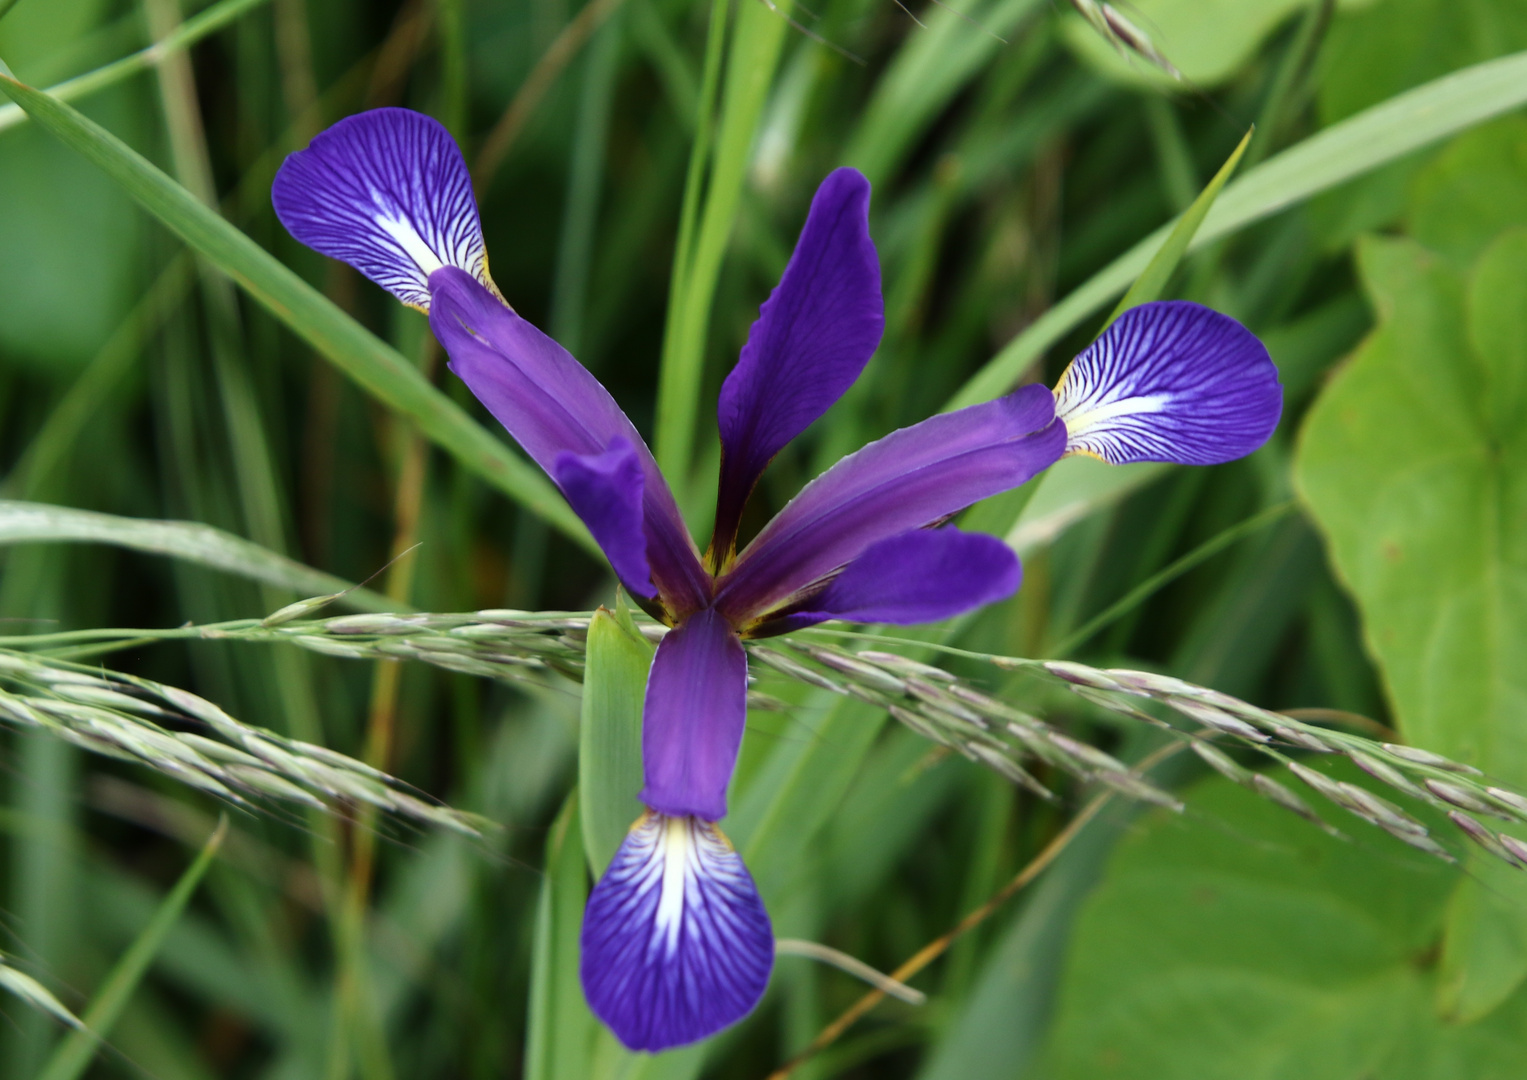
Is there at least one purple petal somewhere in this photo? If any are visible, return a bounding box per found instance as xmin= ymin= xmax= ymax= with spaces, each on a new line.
xmin=1054 ymin=301 xmax=1282 ymax=465
xmin=430 ymin=268 xmax=710 ymax=615
xmin=712 ymin=168 xmax=884 ymax=555
xmin=553 ymin=438 xmax=655 ymax=598
xmin=769 ymin=527 xmax=1021 ymax=632
xmin=713 ymin=385 xmax=1065 ymax=624
xmin=272 ymin=108 xmax=494 ymax=311
xmin=581 ymin=812 xmax=773 ymax=1052
xmin=639 ymin=609 xmax=747 ymax=821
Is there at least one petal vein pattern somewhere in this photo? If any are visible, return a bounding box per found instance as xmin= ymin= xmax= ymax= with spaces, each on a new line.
xmin=715 ymin=384 xmax=1064 ymax=622
xmin=1053 ymin=301 xmax=1282 ymax=465
xmin=581 ymin=813 xmax=773 ymax=1053
xmin=272 ymin=109 xmax=492 ymax=311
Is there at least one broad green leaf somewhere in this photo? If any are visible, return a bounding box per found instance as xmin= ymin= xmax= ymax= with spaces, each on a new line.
xmin=1307 ymin=0 xmax=1527 ymax=249
xmin=38 ymin=817 xmax=225 ymax=1080
xmin=0 ymin=73 xmax=598 ymax=556
xmin=1407 ymin=116 xmax=1527 ymax=266
xmin=525 ymin=794 xmax=597 ymax=1080
xmin=1039 ymin=762 xmax=1525 ymax=1080
xmin=0 ymin=501 xmax=401 ymax=613
xmin=580 ymin=604 xmax=653 ymax=877
xmin=1296 ymin=232 xmax=1527 ymax=1022
xmin=948 ymin=48 xmax=1527 ymax=411
xmin=1063 ymin=0 xmax=1370 ymax=89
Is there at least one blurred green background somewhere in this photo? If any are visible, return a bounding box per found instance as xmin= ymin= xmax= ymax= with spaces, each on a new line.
xmin=2 ymin=0 xmax=1527 ymax=1075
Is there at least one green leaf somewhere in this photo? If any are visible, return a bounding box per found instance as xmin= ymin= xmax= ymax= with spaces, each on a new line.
xmin=0 ymin=73 xmax=598 ymax=556
xmin=524 ymin=794 xmax=597 ymax=1080
xmin=0 ymin=500 xmax=401 ymax=613
xmin=38 ymin=817 xmax=226 ymax=1080
xmin=1296 ymin=231 xmax=1527 ymax=1022
xmin=947 ymin=48 xmax=1527 ymax=411
xmin=1062 ymin=0 xmax=1328 ymax=88
xmin=1040 ymin=761 xmax=1515 ymax=1080
xmin=1406 ymin=116 xmax=1527 ymax=266
xmin=580 ymin=604 xmax=653 ymax=877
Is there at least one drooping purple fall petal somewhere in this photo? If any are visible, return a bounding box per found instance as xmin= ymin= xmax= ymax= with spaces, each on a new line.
xmin=429 ymin=268 xmax=710 ymax=613
xmin=639 ymin=609 xmax=748 ymax=821
xmin=711 ymin=168 xmax=883 ymax=556
xmin=764 ymin=527 xmax=1021 ymax=633
xmin=581 ymin=812 xmax=773 ymax=1052
xmin=1053 ymin=301 xmax=1282 ymax=465
xmin=272 ymin=108 xmax=493 ymax=311
xmin=553 ymin=439 xmax=655 ymax=598
xmin=714 ymin=384 xmax=1064 ymax=623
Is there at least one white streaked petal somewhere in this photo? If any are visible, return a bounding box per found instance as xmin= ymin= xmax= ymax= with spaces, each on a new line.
xmin=272 ymin=108 xmax=496 ymax=311
xmin=580 ymin=812 xmax=773 ymax=1052
xmin=1054 ymin=301 xmax=1282 ymax=465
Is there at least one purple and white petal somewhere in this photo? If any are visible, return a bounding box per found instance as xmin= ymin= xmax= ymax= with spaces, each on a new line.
xmin=1053 ymin=301 xmax=1282 ymax=466
xmin=430 ymin=268 xmax=710 ymax=614
xmin=763 ymin=527 xmax=1021 ymax=632
xmin=553 ymin=438 xmax=655 ymax=599
xmin=272 ymin=109 xmax=493 ymax=311
xmin=639 ymin=609 xmax=748 ymax=821
xmin=712 ymin=168 xmax=883 ymax=556
xmin=714 ymin=385 xmax=1065 ymax=623
xmin=581 ymin=813 xmax=773 ymax=1052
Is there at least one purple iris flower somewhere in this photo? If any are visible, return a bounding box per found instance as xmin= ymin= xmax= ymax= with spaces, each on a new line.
xmin=272 ymin=108 xmax=1282 ymax=1053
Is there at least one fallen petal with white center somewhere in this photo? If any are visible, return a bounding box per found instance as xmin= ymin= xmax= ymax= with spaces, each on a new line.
xmin=581 ymin=812 xmax=773 ymax=1052
xmin=272 ymin=108 xmax=495 ymax=311
xmin=1053 ymin=300 xmax=1282 ymax=465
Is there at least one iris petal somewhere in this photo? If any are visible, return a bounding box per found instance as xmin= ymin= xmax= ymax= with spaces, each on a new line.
xmin=553 ymin=438 xmax=656 ymax=599
xmin=430 ymin=269 xmax=709 ymax=614
xmin=639 ymin=609 xmax=748 ymax=821
xmin=272 ymin=108 xmax=493 ymax=311
xmin=712 ymin=168 xmax=883 ymax=556
xmin=1054 ymin=301 xmax=1282 ymax=465
xmin=581 ymin=812 xmax=773 ymax=1053
xmin=714 ymin=384 xmax=1064 ymax=623
xmin=763 ymin=527 xmax=1021 ymax=632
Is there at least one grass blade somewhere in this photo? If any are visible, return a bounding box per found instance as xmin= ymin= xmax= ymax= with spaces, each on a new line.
xmin=0 ymin=501 xmax=402 ymax=612
xmin=579 ymin=604 xmax=652 ymax=877
xmin=0 ymin=0 xmax=272 ymax=136
xmin=0 ymin=73 xmax=598 ymax=556
xmin=36 ymin=818 xmax=226 ymax=1080
xmin=947 ymin=49 xmax=1527 ymax=409
xmin=0 ymin=960 xmax=84 ymax=1033
xmin=1103 ymin=127 xmax=1252 ymax=325
xmin=524 ymin=795 xmax=596 ymax=1080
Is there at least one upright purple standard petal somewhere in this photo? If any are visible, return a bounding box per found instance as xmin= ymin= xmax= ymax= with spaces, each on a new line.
xmin=430 ymin=268 xmax=710 ymax=614
xmin=581 ymin=813 xmax=773 ymax=1052
xmin=553 ymin=439 xmax=655 ymax=598
xmin=711 ymin=169 xmax=884 ymax=558
xmin=764 ymin=527 xmax=1021 ymax=633
xmin=272 ymin=109 xmax=494 ymax=311
xmin=639 ymin=609 xmax=748 ymax=821
xmin=1054 ymin=301 xmax=1282 ymax=465
xmin=713 ymin=385 xmax=1065 ymax=623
